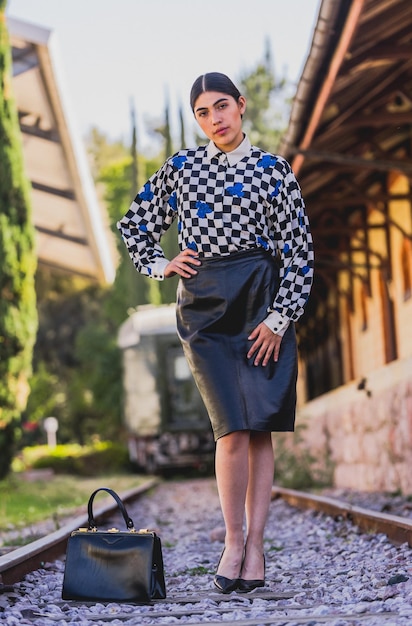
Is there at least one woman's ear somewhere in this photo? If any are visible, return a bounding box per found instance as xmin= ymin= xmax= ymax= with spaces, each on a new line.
xmin=238 ymin=96 xmax=247 ymax=116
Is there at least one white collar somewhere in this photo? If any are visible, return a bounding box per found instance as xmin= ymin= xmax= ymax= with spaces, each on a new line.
xmin=206 ymin=134 xmax=251 ymax=166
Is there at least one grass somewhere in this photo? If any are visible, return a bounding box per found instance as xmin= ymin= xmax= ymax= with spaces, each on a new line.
xmin=0 ymin=473 xmax=147 ymax=532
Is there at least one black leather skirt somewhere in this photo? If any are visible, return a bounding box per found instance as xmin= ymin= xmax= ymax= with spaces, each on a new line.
xmin=176 ymin=249 xmax=298 ymax=440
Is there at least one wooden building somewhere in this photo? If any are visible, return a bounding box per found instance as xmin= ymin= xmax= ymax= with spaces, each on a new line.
xmin=9 ymin=17 xmax=115 ymax=284
xmin=283 ymin=0 xmax=412 ymax=493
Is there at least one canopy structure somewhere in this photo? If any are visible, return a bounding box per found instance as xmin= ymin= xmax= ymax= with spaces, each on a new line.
xmin=280 ymin=0 xmax=412 ymax=363
xmin=8 ymin=17 xmax=116 ymax=284
xmin=282 ymin=0 xmax=412 ymax=187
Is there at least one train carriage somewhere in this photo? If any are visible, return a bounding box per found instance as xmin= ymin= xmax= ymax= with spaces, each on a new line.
xmin=117 ymin=304 xmax=215 ymax=473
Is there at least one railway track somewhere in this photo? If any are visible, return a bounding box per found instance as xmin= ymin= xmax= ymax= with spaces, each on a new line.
xmin=3 ymin=595 xmax=402 ymax=625
xmin=271 ymin=486 xmax=412 ymax=548
xmin=1 ymin=478 xmax=411 ymax=625
xmin=0 ymin=477 xmax=160 ymax=586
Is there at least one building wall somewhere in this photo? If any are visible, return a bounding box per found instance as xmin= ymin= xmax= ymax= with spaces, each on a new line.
xmin=388 ymin=172 xmax=412 ymax=359
xmin=296 ymin=355 xmax=412 ymax=495
xmin=336 ymin=173 xmax=412 ymax=382
xmin=298 ymin=172 xmax=412 ymax=494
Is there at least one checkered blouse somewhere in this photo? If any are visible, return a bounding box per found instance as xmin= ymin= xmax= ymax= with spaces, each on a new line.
xmin=117 ymin=136 xmax=314 ymax=333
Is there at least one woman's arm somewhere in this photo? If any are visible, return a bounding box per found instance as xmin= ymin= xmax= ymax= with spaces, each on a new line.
xmin=267 ymin=162 xmax=314 ymax=326
xmin=117 ymin=160 xmax=177 ymax=279
xmin=249 ymin=159 xmax=314 ymax=366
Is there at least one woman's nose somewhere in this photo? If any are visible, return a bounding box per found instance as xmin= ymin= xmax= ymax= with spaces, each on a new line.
xmin=211 ymin=111 xmax=221 ymax=125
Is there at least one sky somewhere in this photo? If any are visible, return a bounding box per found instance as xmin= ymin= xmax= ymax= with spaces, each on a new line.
xmin=6 ymin=0 xmax=321 ymax=152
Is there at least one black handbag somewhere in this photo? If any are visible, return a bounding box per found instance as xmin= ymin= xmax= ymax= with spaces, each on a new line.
xmin=62 ymin=487 xmax=166 ymax=603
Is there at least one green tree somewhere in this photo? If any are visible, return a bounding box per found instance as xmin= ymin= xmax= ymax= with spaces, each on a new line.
xmin=99 ymin=156 xmax=151 ymax=324
xmin=88 ymin=128 xmax=174 ymax=322
xmin=179 ymin=102 xmax=187 ymax=149
xmin=68 ymin=313 xmax=123 ymax=444
xmin=150 ymin=95 xmax=174 ymax=160
xmin=239 ymin=41 xmax=289 ymax=152
xmin=163 ymin=94 xmax=173 ymax=159
xmin=99 ymin=121 xmax=178 ymax=310
xmin=130 ymin=99 xmax=139 ymax=190
xmin=0 ymin=2 xmax=38 ymax=477
xmin=85 ymin=126 xmax=128 ymax=181
xmin=27 ymin=270 xmax=122 ymax=446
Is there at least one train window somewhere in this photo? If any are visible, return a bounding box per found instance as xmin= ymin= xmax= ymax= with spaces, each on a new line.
xmin=174 ymin=355 xmax=192 ymax=381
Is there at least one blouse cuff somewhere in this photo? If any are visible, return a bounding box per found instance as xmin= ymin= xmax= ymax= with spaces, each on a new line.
xmin=150 ymin=257 xmax=170 ymax=280
xmin=263 ymin=311 xmax=290 ymax=337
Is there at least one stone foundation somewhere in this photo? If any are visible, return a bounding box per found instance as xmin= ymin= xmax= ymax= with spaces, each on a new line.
xmin=295 ymin=356 xmax=412 ymax=495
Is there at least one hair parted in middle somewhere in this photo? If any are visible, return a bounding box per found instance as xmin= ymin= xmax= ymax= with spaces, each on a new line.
xmin=190 ymin=72 xmax=242 ymax=112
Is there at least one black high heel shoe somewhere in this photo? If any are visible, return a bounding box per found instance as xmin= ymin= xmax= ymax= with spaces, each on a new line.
xmin=213 ymin=549 xmax=240 ymax=594
xmin=237 ymin=554 xmax=265 ymax=593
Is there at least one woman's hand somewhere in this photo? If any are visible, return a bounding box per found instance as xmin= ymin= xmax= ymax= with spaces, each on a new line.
xmin=247 ymin=322 xmax=282 ymax=366
xmin=164 ymin=249 xmax=201 ymax=278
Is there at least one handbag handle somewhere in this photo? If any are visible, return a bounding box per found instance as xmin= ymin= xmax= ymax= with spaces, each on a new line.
xmin=87 ymin=487 xmax=135 ymax=531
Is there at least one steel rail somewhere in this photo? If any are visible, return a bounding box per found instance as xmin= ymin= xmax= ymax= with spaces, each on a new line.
xmin=1 ymin=481 xmax=411 ymax=588
xmin=271 ymin=486 xmax=412 ymax=547
xmin=0 ymin=477 xmax=160 ymax=585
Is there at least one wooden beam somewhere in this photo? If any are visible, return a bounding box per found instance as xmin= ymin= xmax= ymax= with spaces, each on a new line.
xmin=308 ymin=192 xmax=412 ymax=207
xmin=31 ymin=181 xmax=76 ymax=200
xmin=288 ymin=147 xmax=412 ymax=174
xmin=291 ymin=0 xmax=367 ymax=174
xmin=342 ymin=111 xmax=412 ymax=127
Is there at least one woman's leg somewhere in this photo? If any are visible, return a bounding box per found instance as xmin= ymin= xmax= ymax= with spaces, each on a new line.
xmin=215 ymin=430 xmax=250 ymax=579
xmin=240 ymin=431 xmax=274 ymax=580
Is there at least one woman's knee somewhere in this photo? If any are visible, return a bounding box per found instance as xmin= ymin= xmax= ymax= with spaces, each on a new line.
xmin=217 ymin=430 xmax=250 ymax=455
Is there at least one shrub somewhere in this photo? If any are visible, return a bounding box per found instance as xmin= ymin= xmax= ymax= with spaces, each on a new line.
xmin=273 ymin=425 xmax=334 ymax=490
xmin=15 ymin=441 xmax=131 ymax=476
xmin=0 ymin=0 xmax=38 ymax=478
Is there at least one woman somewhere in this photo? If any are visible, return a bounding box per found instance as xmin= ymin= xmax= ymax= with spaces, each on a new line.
xmin=117 ymin=72 xmax=314 ymax=593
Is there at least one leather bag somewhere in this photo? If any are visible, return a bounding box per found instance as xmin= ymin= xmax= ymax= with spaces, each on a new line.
xmin=62 ymin=487 xmax=166 ymax=603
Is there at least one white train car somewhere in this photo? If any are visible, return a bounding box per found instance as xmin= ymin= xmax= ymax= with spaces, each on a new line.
xmin=117 ymin=304 xmax=214 ymax=473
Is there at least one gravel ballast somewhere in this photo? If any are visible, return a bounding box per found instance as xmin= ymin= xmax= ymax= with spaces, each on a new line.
xmin=1 ymin=477 xmax=411 ymax=625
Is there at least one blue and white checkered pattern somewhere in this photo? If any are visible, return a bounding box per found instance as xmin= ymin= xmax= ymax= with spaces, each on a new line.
xmin=117 ymin=143 xmax=314 ymax=324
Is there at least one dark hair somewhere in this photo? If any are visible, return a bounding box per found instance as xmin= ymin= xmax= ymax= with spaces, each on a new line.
xmin=190 ymin=72 xmax=242 ymax=111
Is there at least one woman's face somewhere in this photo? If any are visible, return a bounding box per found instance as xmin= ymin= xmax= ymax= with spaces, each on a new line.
xmin=193 ymin=91 xmax=246 ymax=152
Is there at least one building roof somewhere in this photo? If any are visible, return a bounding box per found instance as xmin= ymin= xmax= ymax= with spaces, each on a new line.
xmin=279 ymin=0 xmax=412 ymax=345
xmin=8 ymin=17 xmax=116 ymax=284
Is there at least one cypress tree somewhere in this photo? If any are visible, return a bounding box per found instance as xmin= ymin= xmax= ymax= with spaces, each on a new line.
xmin=158 ymin=96 xmax=178 ymax=303
xmin=179 ymin=103 xmax=186 ymax=149
xmin=164 ymin=94 xmax=173 ymax=159
xmin=130 ymin=97 xmax=138 ymax=190
xmin=239 ymin=40 xmax=289 ymax=153
xmin=0 ymin=2 xmax=38 ymax=478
